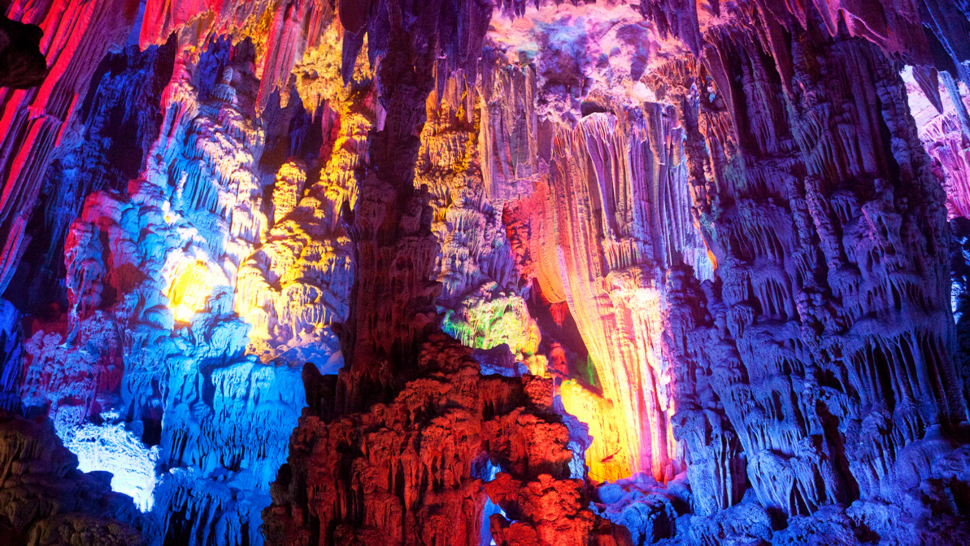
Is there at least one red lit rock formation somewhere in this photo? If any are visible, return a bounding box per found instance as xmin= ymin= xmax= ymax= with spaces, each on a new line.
xmin=0 ymin=0 xmax=139 ymax=294
xmin=655 ymin=6 xmax=965 ymax=521
xmin=265 ymin=335 xmax=609 ymax=546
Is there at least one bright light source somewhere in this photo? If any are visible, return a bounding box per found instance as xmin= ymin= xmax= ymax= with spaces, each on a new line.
xmin=168 ymin=260 xmax=214 ymax=322
xmin=63 ymin=422 xmax=160 ymax=512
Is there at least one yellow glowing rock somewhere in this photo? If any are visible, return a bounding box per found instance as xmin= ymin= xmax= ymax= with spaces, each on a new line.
xmin=233 ymin=39 xmax=375 ymax=365
xmin=168 ymin=261 xmax=215 ymax=322
xmin=523 ymin=354 xmax=548 ymax=377
xmin=541 ymin=115 xmax=679 ymax=482
xmin=560 ymin=379 xmax=631 ymax=483
xmin=273 ymin=160 xmax=306 ymax=223
xmin=292 ymin=25 xmax=373 ymax=114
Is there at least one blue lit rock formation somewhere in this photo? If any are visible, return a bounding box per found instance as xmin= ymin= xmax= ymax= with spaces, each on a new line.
xmin=12 ymin=36 xmax=311 ymax=545
xmin=653 ymin=16 xmax=969 ymax=541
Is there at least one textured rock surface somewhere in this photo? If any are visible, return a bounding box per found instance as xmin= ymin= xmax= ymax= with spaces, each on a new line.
xmin=419 ymin=77 xmax=543 ymax=377
xmin=904 ymin=66 xmax=970 ymax=219
xmin=0 ymin=409 xmax=154 ymax=546
xmin=7 ymin=30 xmax=316 ymax=546
xmin=0 ymin=0 xmax=139 ymax=294
xmin=656 ymin=7 xmax=963 ymax=520
xmin=265 ymin=335 xmax=607 ymax=546
xmin=265 ymin=3 xmax=619 ymax=544
xmin=2 ymin=0 xmax=970 ymax=545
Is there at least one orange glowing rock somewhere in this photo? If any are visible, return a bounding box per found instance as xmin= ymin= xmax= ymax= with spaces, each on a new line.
xmin=538 ymin=113 xmax=680 ymax=483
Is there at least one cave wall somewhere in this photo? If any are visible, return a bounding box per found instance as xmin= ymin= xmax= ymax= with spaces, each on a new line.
xmin=661 ymin=6 xmax=962 ymax=519
xmin=1 ymin=1 xmax=970 ymax=546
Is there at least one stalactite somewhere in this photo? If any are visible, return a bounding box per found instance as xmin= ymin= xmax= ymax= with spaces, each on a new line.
xmin=653 ymin=5 xmax=967 ymax=537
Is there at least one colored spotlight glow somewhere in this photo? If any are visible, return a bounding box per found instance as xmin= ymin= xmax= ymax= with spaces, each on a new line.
xmin=64 ymin=421 xmax=160 ymax=512
xmin=167 ymin=261 xmax=215 ymax=322
xmin=560 ymin=379 xmax=632 ymax=482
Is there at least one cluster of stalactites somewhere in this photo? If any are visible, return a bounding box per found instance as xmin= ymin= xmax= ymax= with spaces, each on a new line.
xmin=638 ymin=0 xmax=970 ymax=78
xmin=536 ymin=111 xmax=688 ymax=483
xmin=137 ymin=0 xmax=502 ymax=116
xmin=652 ymin=3 xmax=965 ymax=526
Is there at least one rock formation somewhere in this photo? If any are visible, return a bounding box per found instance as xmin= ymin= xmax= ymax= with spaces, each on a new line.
xmin=0 ymin=408 xmax=155 ymax=546
xmin=658 ymin=8 xmax=961 ymax=519
xmin=2 ymin=0 xmax=970 ymax=545
xmin=0 ymin=0 xmax=139 ymax=294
